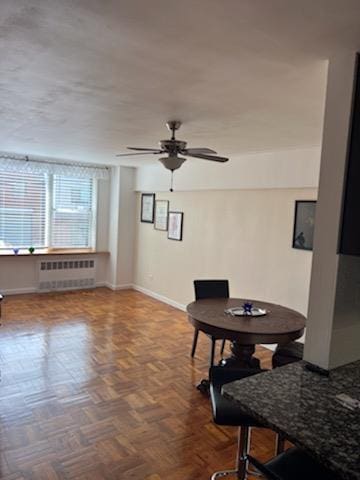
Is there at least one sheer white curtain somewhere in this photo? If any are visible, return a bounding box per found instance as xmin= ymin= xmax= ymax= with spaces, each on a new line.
xmin=0 ymin=153 xmax=110 ymax=180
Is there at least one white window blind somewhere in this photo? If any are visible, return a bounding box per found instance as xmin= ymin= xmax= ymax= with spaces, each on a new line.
xmin=0 ymin=172 xmax=47 ymax=248
xmin=51 ymin=176 xmax=94 ymax=248
xmin=0 ymin=171 xmax=96 ymax=250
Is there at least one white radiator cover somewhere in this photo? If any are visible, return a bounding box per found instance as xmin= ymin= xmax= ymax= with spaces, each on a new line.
xmin=38 ymin=258 xmax=96 ymax=291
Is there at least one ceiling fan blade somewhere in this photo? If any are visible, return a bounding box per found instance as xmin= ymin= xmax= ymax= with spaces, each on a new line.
xmin=183 ymin=148 xmax=217 ymax=154
xmin=185 ymin=153 xmax=229 ymax=162
xmin=116 ymin=151 xmax=163 ymax=157
xmin=127 ymin=147 xmax=163 ymax=152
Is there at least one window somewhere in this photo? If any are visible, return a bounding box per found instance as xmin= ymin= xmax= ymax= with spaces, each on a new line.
xmin=0 ymin=172 xmax=47 ymax=248
xmin=52 ymin=176 xmax=94 ymax=248
xmin=0 ymin=172 xmax=96 ymax=250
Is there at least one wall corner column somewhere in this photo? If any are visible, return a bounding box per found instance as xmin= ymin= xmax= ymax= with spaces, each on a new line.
xmin=304 ymin=52 xmax=358 ymax=369
xmin=107 ymin=166 xmax=136 ymax=289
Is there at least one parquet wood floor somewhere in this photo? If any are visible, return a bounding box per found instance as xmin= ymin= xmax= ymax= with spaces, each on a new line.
xmin=0 ymin=288 xmax=278 ymax=479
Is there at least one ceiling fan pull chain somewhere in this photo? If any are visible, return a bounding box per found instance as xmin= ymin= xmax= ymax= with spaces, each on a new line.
xmin=170 ymin=170 xmax=174 ymax=192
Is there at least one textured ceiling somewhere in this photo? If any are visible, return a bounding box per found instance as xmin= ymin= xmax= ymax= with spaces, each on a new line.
xmin=1 ymin=0 xmax=360 ymax=166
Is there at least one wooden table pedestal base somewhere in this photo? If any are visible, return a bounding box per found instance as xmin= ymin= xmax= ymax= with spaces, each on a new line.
xmin=220 ymin=342 xmax=261 ymax=369
xmin=196 ymin=342 xmax=261 ymax=394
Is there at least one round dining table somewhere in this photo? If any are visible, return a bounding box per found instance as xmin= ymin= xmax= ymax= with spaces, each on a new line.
xmin=187 ymin=297 xmax=306 ymax=370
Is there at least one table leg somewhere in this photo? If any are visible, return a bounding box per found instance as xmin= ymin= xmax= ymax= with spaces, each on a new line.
xmin=220 ymin=341 xmax=260 ymax=369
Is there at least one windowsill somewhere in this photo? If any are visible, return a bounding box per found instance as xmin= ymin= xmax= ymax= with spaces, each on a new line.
xmin=0 ymin=249 xmax=109 ymax=257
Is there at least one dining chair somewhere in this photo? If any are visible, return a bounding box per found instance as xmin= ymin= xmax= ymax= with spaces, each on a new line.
xmin=192 ymin=279 xmax=229 ymax=366
xmin=248 ymin=447 xmax=341 ymax=480
xmin=209 ymin=366 xmax=275 ymax=479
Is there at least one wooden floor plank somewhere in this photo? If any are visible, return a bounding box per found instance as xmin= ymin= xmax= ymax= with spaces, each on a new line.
xmin=0 ymin=288 xmax=276 ymax=479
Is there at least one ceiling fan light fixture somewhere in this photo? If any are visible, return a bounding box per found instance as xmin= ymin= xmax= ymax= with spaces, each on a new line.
xmin=159 ymin=155 xmax=186 ymax=171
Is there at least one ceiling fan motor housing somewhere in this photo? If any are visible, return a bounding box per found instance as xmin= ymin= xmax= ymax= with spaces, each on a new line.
xmin=159 ymin=139 xmax=187 ymax=154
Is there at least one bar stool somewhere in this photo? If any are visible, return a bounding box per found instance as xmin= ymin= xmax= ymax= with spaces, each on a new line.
xmin=209 ymin=366 xmax=268 ymax=479
xmin=248 ymin=447 xmax=341 ymax=480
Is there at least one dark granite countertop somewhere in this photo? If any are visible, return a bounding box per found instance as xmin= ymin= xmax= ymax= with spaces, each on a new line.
xmin=222 ymin=360 xmax=360 ymax=480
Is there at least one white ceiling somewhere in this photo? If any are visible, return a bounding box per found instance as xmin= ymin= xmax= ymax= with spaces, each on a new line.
xmin=1 ymin=0 xmax=360 ymax=166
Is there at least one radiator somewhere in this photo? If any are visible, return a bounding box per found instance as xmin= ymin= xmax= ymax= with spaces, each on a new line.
xmin=38 ymin=258 xmax=96 ymax=292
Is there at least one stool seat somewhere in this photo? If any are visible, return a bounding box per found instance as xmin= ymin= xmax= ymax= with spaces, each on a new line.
xmin=249 ymin=447 xmax=341 ymax=480
xmin=272 ymin=341 xmax=303 ymax=368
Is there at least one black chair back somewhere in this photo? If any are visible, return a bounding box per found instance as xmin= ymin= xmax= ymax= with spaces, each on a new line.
xmin=194 ymin=280 xmax=229 ymax=300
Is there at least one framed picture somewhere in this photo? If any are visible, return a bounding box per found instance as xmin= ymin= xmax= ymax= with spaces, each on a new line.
xmin=154 ymin=200 xmax=169 ymax=231
xmin=292 ymin=200 xmax=316 ymax=251
xmin=141 ymin=193 xmax=155 ymax=223
xmin=168 ymin=211 xmax=183 ymax=241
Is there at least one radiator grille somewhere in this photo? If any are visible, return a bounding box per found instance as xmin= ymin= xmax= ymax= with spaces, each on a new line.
xmin=40 ymin=260 xmax=94 ymax=271
xmin=38 ymin=258 xmax=96 ymax=292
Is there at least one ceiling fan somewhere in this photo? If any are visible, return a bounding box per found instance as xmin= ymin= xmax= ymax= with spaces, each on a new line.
xmin=116 ymin=121 xmax=229 ymax=191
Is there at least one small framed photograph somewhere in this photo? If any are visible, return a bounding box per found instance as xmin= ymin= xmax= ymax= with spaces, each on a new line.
xmin=292 ymin=200 xmax=316 ymax=251
xmin=141 ymin=193 xmax=155 ymax=223
xmin=154 ymin=200 xmax=169 ymax=231
xmin=168 ymin=211 xmax=183 ymax=241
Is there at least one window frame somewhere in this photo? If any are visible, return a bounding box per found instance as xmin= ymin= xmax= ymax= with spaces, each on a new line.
xmin=0 ymin=172 xmax=97 ymax=251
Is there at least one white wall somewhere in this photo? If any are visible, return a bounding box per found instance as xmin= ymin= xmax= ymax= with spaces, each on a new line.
xmin=134 ymin=188 xmax=316 ymax=315
xmin=133 ymin=146 xmax=320 ymax=316
xmin=135 ymin=147 xmax=321 ymax=192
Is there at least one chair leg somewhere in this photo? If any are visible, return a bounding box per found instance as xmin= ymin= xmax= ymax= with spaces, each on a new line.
xmin=209 ymin=337 xmax=216 ymax=367
xmin=191 ymin=328 xmax=199 ymax=357
xmin=211 ymin=426 xmax=250 ymax=480
xmin=220 ymin=339 xmax=226 ymax=356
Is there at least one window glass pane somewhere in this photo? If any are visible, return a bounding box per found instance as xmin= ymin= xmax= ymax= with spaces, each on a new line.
xmin=52 ymin=176 xmax=93 ymax=248
xmin=0 ymin=172 xmax=46 ymax=248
